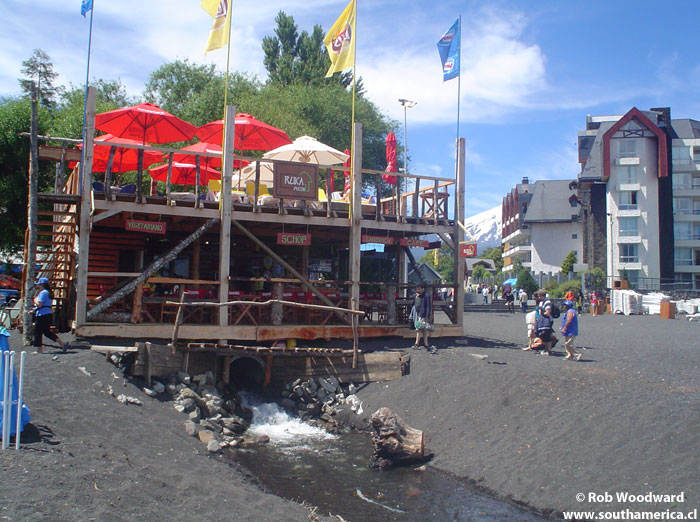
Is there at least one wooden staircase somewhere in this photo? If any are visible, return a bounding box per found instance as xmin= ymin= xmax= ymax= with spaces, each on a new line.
xmin=25 ymin=196 xmax=80 ymax=327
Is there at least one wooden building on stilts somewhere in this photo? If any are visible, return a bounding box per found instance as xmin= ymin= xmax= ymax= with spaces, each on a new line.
xmin=27 ymin=88 xmax=466 ymax=384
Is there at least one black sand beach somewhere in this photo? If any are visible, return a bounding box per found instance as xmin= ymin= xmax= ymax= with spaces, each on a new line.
xmin=1 ymin=310 xmax=699 ymax=520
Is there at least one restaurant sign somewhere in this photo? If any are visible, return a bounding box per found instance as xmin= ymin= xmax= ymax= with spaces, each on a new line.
xmin=361 ymin=235 xmax=394 ymax=245
xmin=273 ymin=161 xmax=318 ymax=200
xmin=399 ymin=238 xmax=429 ymax=248
xmin=125 ymin=219 xmax=166 ymax=235
xmin=277 ymin=233 xmax=311 ymax=246
xmin=459 ymin=242 xmax=478 ymax=258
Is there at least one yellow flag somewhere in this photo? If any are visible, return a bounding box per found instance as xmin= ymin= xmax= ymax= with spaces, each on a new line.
xmin=323 ymin=0 xmax=356 ymax=77
xmin=202 ymin=0 xmax=231 ymax=54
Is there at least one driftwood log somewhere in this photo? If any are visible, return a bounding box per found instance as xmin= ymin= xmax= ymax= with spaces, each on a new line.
xmin=369 ymin=407 xmax=425 ymax=469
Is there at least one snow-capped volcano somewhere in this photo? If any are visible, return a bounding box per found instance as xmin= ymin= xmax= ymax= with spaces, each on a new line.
xmin=462 ymin=205 xmax=501 ymax=250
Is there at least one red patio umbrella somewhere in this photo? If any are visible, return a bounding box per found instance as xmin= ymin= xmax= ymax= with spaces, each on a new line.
xmin=149 ymin=162 xmax=221 ymax=186
xmin=382 ymin=132 xmax=398 ymax=184
xmin=170 ymin=142 xmax=249 ymax=170
xmin=95 ymin=102 xmax=198 ymax=144
xmin=69 ymin=134 xmax=163 ymax=172
xmin=195 ymin=113 xmax=292 ymax=151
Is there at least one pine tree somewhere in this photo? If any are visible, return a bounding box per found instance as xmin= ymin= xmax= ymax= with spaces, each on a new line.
xmin=561 ymin=251 xmax=577 ymax=275
xmin=19 ymin=49 xmax=63 ymax=108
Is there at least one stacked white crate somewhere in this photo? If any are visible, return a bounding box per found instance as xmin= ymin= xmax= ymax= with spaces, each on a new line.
xmin=611 ymin=290 xmax=643 ymax=315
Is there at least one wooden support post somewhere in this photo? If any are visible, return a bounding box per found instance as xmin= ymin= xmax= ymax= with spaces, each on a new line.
xmin=271 ymin=282 xmax=283 ymax=325
xmin=192 ymin=239 xmax=201 ymax=280
xmin=350 ymin=123 xmax=363 ymax=368
xmin=145 ymin=342 xmax=152 ymax=386
xmin=412 ymin=177 xmax=420 ymax=220
xmin=454 ymin=138 xmax=466 ymax=331
xmin=398 ymin=247 xmax=406 ymax=298
xmin=253 ymin=161 xmax=260 ymax=212
xmin=434 ymin=179 xmax=440 ymax=225
xmin=374 ymin=174 xmax=381 ymax=221
xmin=74 ymin=86 xmax=97 ymax=329
xmin=171 ymin=289 xmax=186 ymax=346
xmin=23 ymin=83 xmax=40 ymax=344
xmin=352 ymin=314 xmax=359 ymax=369
xmin=386 ymin=283 xmax=397 ymax=325
xmin=325 ymin=170 xmax=331 ymax=218
xmin=218 ymin=107 xmax=235 ymax=332
xmin=131 ymin=284 xmax=144 ymax=323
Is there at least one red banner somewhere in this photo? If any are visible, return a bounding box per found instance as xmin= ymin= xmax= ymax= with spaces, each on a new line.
xmin=125 ymin=219 xmax=166 ymax=235
xmin=361 ymin=235 xmax=394 ymax=245
xmin=399 ymin=238 xmax=429 ymax=248
xmin=277 ymin=233 xmax=311 ymax=246
xmin=459 ymin=242 xmax=477 ymax=258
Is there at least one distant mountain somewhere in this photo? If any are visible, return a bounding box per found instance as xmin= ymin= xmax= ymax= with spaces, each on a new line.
xmin=462 ymin=205 xmax=501 ymax=251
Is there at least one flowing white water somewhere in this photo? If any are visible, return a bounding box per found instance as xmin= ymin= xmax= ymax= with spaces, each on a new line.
xmin=240 ymin=393 xmax=337 ymax=445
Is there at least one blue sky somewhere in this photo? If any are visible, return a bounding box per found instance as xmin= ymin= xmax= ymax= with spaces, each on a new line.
xmin=2 ymin=0 xmax=700 ymax=218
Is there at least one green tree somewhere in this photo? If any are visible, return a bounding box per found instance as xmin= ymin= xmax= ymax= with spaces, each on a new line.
xmin=19 ymin=49 xmax=63 ymax=108
xmin=512 ymin=257 xmax=523 ymax=274
xmin=561 ymin=250 xmax=577 ymax=275
xmin=516 ymin=269 xmax=538 ymax=295
xmin=262 ymin=11 xmax=352 ymax=89
xmin=481 ymin=246 xmax=503 ymax=271
xmin=587 ymin=267 xmax=606 ymax=291
xmin=419 ymin=243 xmax=454 ymax=282
xmin=0 ymin=97 xmax=52 ymax=251
xmin=472 ymin=264 xmax=488 ymax=281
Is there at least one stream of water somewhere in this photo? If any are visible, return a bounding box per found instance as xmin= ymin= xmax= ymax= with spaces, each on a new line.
xmin=226 ymin=397 xmax=550 ymax=521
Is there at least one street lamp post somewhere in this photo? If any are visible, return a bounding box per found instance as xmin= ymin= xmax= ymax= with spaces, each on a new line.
xmin=398 ymin=98 xmax=417 ymax=177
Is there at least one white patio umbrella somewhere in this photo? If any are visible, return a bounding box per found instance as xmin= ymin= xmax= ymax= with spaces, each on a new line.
xmin=262 ymin=135 xmax=349 ymax=165
xmin=234 ymin=161 xmax=275 ymax=187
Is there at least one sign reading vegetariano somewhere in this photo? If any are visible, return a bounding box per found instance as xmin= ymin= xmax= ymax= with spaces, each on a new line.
xmin=399 ymin=238 xmax=429 ymax=248
xmin=361 ymin=235 xmax=394 ymax=245
xmin=273 ymin=161 xmax=318 ymax=200
xmin=459 ymin=242 xmax=477 ymax=258
xmin=125 ymin=219 xmax=166 ymax=235
xmin=277 ymin=233 xmax=311 ymax=246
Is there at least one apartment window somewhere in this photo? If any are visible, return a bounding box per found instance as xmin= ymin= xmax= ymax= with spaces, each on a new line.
xmin=619 ymin=139 xmax=637 ymax=158
xmin=616 ymin=165 xmax=638 ymax=184
xmin=618 ymin=217 xmax=638 ymax=237
xmin=674 ymin=222 xmax=692 ymax=241
xmin=693 ymin=146 xmax=700 ymax=163
xmin=618 ymin=191 xmax=638 ymax=210
xmin=675 ymin=247 xmax=693 ymax=266
xmin=571 ymin=233 xmax=578 ymax=239
xmin=672 ymin=145 xmax=691 ymax=166
xmin=673 ymin=197 xmax=691 ymax=215
xmin=673 ymin=173 xmax=691 ymax=190
xmin=694 ymin=224 xmax=700 ymax=240
xmin=624 ymin=270 xmax=640 ymax=287
xmin=619 ymin=244 xmax=639 ymax=263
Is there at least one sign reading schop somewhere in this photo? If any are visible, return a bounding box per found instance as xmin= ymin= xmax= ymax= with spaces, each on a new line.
xmin=277 ymin=233 xmax=311 ymax=246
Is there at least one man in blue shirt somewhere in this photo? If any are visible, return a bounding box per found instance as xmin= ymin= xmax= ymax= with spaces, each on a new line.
xmin=33 ymin=277 xmax=69 ymax=353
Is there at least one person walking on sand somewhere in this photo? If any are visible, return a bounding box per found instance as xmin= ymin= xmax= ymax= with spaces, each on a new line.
xmin=519 ymin=288 xmax=529 ymax=313
xmin=590 ymin=291 xmax=599 ymax=316
xmin=560 ymin=300 xmax=582 ymax=361
xmin=32 ymin=277 xmax=69 ymax=354
xmin=504 ymin=287 xmax=515 ymax=313
xmin=411 ymin=286 xmax=436 ymax=354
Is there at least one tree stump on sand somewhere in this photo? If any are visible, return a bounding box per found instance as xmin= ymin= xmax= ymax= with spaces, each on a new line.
xmin=369 ymin=407 xmax=425 ymax=469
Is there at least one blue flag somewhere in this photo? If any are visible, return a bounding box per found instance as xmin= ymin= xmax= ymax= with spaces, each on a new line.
xmin=437 ymin=18 xmax=460 ymax=82
xmin=81 ymin=0 xmax=93 ymax=17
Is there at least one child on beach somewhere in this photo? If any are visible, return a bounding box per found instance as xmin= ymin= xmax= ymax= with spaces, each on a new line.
xmin=560 ymin=300 xmax=582 ymax=361
xmin=523 ymin=310 xmax=537 ymax=350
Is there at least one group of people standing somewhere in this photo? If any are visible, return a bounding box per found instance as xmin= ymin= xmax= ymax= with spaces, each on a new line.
xmin=523 ymin=290 xmax=581 ymax=361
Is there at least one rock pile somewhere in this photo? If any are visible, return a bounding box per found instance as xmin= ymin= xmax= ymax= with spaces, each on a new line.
xmin=166 ymin=370 xmax=254 ymax=453
xmin=280 ymin=376 xmax=364 ymax=427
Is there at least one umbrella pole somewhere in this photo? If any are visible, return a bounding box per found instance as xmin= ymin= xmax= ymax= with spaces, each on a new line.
xmin=165 ymin=152 xmax=173 ymax=204
xmin=104 ymin=146 xmax=116 ymax=200
xmin=195 ymin=156 xmax=201 ymax=206
xmin=136 ymin=149 xmax=144 ymax=202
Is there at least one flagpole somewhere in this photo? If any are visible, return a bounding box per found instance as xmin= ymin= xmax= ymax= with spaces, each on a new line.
xmin=349 ymin=0 xmax=357 ymax=223
xmin=222 ymin=1 xmax=234 ymax=147
xmin=79 ymin=1 xmax=95 ymax=196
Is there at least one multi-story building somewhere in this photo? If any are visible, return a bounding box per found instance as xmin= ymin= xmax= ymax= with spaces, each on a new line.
xmin=577 ymin=107 xmax=674 ymax=290
xmin=670 ymin=119 xmax=700 ymax=290
xmin=501 ymin=178 xmax=582 ymax=275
